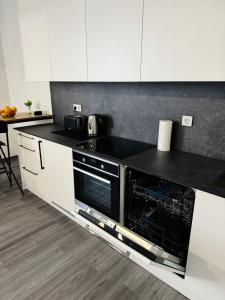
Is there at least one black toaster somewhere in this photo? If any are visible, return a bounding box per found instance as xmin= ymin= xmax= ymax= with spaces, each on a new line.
xmin=64 ymin=115 xmax=88 ymax=133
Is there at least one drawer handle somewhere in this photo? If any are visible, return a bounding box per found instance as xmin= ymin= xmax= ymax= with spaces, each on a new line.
xmin=18 ymin=133 xmax=34 ymax=140
xmin=22 ymin=166 xmax=38 ymax=176
xmin=19 ymin=145 xmax=35 ymax=152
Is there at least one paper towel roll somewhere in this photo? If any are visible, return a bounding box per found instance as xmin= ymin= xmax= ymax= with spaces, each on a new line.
xmin=157 ymin=120 xmax=173 ymax=152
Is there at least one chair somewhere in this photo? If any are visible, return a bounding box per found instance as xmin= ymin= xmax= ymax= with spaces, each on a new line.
xmin=0 ymin=122 xmax=24 ymax=195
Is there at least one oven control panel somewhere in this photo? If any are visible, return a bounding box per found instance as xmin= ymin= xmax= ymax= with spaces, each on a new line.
xmin=73 ymin=151 xmax=119 ymax=177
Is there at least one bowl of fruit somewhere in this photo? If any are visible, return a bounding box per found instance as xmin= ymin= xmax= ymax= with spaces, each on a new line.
xmin=0 ymin=106 xmax=17 ymax=118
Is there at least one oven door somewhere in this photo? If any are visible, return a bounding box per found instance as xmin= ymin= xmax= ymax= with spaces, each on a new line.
xmin=74 ymin=165 xmax=120 ymax=222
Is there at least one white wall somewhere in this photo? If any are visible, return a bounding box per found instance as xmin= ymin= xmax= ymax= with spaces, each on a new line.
xmin=0 ymin=34 xmax=10 ymax=107
xmin=0 ymin=0 xmax=52 ymax=113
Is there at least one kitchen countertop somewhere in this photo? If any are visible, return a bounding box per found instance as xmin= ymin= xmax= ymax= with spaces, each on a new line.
xmin=14 ymin=123 xmax=135 ymax=164
xmin=124 ymin=148 xmax=225 ymax=199
xmin=0 ymin=112 xmax=53 ymax=124
xmin=15 ymin=123 xmax=225 ymax=199
xmin=15 ymin=123 xmax=88 ymax=149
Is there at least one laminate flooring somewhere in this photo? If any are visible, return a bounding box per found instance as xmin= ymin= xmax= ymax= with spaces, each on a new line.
xmin=0 ymin=158 xmax=189 ymax=300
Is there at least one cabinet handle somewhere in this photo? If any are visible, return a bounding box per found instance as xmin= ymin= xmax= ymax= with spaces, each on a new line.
xmin=22 ymin=166 xmax=38 ymax=176
xmin=38 ymin=141 xmax=45 ymax=170
xmin=19 ymin=145 xmax=36 ymax=152
xmin=18 ymin=133 xmax=34 ymax=140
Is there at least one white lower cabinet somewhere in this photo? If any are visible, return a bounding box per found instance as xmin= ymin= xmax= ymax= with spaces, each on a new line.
xmin=185 ymin=190 xmax=225 ymax=300
xmin=17 ymin=132 xmax=75 ymax=213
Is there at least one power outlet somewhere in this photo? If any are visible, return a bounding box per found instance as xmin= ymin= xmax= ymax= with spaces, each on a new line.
xmin=182 ymin=115 xmax=193 ymax=127
xmin=73 ymin=104 xmax=82 ymax=113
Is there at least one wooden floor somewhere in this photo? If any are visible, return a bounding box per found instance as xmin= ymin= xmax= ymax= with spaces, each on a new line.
xmin=0 ymin=158 xmax=188 ymax=300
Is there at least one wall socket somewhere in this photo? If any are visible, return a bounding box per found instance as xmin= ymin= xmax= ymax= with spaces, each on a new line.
xmin=73 ymin=104 xmax=82 ymax=113
xmin=182 ymin=115 xmax=193 ymax=127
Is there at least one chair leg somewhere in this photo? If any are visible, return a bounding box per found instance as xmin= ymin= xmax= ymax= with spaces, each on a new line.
xmin=0 ymin=146 xmax=24 ymax=196
xmin=0 ymin=154 xmax=11 ymax=182
xmin=6 ymin=132 xmax=12 ymax=186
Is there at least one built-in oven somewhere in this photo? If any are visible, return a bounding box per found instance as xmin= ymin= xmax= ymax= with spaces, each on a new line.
xmin=73 ymin=151 xmax=120 ymax=222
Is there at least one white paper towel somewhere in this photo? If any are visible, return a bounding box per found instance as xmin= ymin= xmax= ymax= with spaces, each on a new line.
xmin=157 ymin=120 xmax=173 ymax=151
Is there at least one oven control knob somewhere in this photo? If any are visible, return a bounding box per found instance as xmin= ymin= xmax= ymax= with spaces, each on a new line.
xmin=101 ymin=164 xmax=105 ymax=169
xmin=82 ymin=158 xmax=86 ymax=163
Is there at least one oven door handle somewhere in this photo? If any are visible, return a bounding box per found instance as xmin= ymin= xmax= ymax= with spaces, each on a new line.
xmin=73 ymin=167 xmax=111 ymax=184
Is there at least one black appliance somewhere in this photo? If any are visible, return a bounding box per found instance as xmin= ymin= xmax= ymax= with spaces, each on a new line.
xmin=87 ymin=114 xmax=104 ymax=137
xmin=78 ymin=136 xmax=153 ymax=159
xmin=64 ymin=115 xmax=88 ymax=133
xmin=73 ymin=151 xmax=121 ymax=222
xmin=123 ymin=168 xmax=195 ymax=274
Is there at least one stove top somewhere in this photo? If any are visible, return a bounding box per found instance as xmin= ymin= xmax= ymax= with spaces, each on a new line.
xmin=77 ymin=136 xmax=153 ymax=160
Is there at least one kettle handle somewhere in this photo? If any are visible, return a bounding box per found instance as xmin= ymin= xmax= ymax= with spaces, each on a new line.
xmin=99 ymin=117 xmax=103 ymax=127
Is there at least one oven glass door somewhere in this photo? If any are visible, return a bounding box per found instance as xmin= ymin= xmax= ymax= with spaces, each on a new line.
xmin=74 ymin=166 xmax=120 ymax=222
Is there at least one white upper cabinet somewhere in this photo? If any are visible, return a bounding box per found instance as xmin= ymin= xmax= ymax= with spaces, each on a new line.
xmin=141 ymin=0 xmax=225 ymax=81
xmin=17 ymin=0 xmax=225 ymax=82
xmin=86 ymin=0 xmax=143 ymax=81
xmin=17 ymin=0 xmax=51 ymax=81
xmin=46 ymin=0 xmax=87 ymax=81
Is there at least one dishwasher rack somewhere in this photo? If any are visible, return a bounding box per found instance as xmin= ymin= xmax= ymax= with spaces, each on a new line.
xmin=130 ymin=180 xmax=195 ymax=225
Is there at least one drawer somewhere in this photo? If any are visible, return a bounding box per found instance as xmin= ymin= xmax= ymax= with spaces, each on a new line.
xmin=17 ymin=132 xmax=36 ymax=149
xmin=18 ymin=143 xmax=37 ymax=158
xmin=21 ymin=165 xmax=39 ymax=193
xmin=18 ymin=145 xmax=39 ymax=173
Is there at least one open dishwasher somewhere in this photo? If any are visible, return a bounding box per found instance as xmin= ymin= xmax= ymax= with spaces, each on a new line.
xmin=120 ymin=167 xmax=195 ymax=276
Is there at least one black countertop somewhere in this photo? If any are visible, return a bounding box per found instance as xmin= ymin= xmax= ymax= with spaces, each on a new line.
xmin=15 ymin=124 xmax=225 ymax=199
xmin=124 ymin=149 xmax=225 ymax=199
xmin=15 ymin=123 xmax=89 ymax=149
xmin=15 ymin=123 xmax=124 ymax=163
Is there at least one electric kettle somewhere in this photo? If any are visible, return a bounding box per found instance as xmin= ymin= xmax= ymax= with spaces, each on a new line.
xmin=87 ymin=114 xmax=104 ymax=136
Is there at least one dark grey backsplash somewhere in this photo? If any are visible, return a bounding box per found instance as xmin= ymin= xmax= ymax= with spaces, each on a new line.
xmin=50 ymin=82 xmax=225 ymax=160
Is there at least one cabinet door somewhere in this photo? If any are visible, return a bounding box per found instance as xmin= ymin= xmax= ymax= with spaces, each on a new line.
xmin=17 ymin=0 xmax=51 ymax=81
xmin=86 ymin=0 xmax=143 ymax=81
xmin=46 ymin=0 xmax=87 ymax=81
xmin=141 ymin=0 xmax=225 ymax=81
xmin=39 ymin=139 xmax=75 ymax=213
xmin=185 ymin=190 xmax=225 ymax=300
